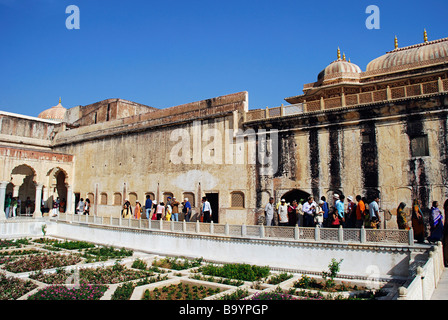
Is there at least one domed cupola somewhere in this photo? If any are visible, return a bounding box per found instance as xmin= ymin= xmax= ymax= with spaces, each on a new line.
xmin=365 ymin=30 xmax=448 ymax=76
xmin=317 ymin=47 xmax=362 ymax=84
xmin=38 ymin=98 xmax=67 ymax=122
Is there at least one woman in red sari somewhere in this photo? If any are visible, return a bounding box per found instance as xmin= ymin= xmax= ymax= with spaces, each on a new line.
xmin=412 ymin=199 xmax=425 ymax=243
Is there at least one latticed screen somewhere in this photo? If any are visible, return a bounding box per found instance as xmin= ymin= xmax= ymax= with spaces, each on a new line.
xmin=231 ymin=192 xmax=245 ymax=208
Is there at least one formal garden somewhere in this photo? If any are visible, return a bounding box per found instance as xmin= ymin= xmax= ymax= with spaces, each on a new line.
xmin=0 ymin=236 xmax=398 ymax=300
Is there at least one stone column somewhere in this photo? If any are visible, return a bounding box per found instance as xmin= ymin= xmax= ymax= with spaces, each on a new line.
xmin=66 ymin=184 xmax=73 ymax=214
xmin=33 ymin=184 xmax=44 ymax=218
xmin=42 ymin=186 xmax=49 ymax=210
xmin=0 ymin=181 xmax=9 ymax=220
xmin=12 ymin=185 xmax=20 ymax=198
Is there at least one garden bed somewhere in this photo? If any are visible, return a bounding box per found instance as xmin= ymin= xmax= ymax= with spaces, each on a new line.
xmin=0 ymin=236 xmax=396 ymax=300
xmin=137 ymin=278 xmax=229 ymax=300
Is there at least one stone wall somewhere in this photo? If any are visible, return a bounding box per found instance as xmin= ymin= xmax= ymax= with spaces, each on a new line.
xmin=245 ymin=93 xmax=448 ymax=228
xmin=52 ymin=92 xmax=256 ymax=224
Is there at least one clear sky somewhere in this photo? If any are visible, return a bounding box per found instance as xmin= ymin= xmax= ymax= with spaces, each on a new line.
xmin=0 ymin=0 xmax=446 ymax=117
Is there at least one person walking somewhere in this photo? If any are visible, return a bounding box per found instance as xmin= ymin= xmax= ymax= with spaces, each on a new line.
xmin=121 ymin=199 xmax=132 ymax=218
xmin=145 ymin=195 xmax=153 ymax=220
xmin=315 ymin=200 xmax=324 ymax=227
xmin=264 ymin=197 xmax=275 ymax=226
xmin=76 ymin=198 xmax=85 ymax=215
xmin=412 ymin=199 xmax=425 ymax=243
xmin=302 ymin=196 xmax=317 ymax=227
xmin=355 ymin=195 xmax=365 ymax=228
xmin=84 ymin=198 xmax=90 ymax=215
xmin=201 ymin=197 xmax=212 ymax=223
xmin=11 ymin=197 xmax=18 ymax=218
xmin=428 ymin=201 xmax=444 ymax=243
xmin=330 ymin=209 xmax=340 ymax=228
xmin=165 ymin=203 xmax=172 ymax=221
xmin=396 ymin=202 xmax=408 ymax=230
xmin=278 ymin=199 xmax=289 ymax=226
xmin=171 ymin=197 xmax=180 ymax=221
xmin=156 ymin=202 xmax=165 ymax=220
xmin=334 ymin=194 xmax=345 ymax=227
xmin=134 ymin=200 xmax=142 ymax=219
xmin=321 ymin=196 xmax=329 ymax=227
xmin=183 ymin=198 xmax=191 ymax=222
xmin=369 ymin=197 xmax=380 ymax=229
xmin=288 ymin=200 xmax=298 ymax=226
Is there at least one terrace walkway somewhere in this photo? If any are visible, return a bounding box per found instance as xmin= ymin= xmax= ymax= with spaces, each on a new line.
xmin=431 ymin=268 xmax=448 ymax=300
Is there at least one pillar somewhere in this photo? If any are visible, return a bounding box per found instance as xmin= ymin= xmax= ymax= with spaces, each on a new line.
xmin=42 ymin=186 xmax=49 ymax=210
xmin=33 ymin=184 xmax=43 ymax=218
xmin=0 ymin=181 xmax=8 ymax=220
xmin=12 ymin=185 xmax=20 ymax=198
xmin=66 ymin=184 xmax=73 ymax=214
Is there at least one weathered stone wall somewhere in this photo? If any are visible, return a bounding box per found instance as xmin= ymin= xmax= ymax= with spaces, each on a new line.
xmin=53 ymin=92 xmax=256 ymax=224
xmin=245 ymin=93 xmax=448 ymax=228
xmin=68 ymin=98 xmax=157 ymax=127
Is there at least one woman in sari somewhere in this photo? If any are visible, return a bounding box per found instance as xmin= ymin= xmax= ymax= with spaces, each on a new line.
xmin=121 ymin=199 xmax=132 ymax=219
xmin=412 ymin=199 xmax=425 ymax=243
xmin=396 ymin=202 xmax=408 ymax=230
xmin=428 ymin=201 xmax=444 ymax=243
xmin=134 ymin=200 xmax=142 ymax=219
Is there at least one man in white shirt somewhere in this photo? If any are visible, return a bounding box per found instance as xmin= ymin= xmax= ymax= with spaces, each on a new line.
xmin=201 ymin=196 xmax=212 ymax=223
xmin=302 ymin=196 xmax=317 ymax=227
xmin=264 ymin=197 xmax=275 ymax=226
xmin=278 ymin=199 xmax=289 ymax=226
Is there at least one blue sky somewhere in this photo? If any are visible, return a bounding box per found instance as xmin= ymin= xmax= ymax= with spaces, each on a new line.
xmin=0 ymin=0 xmax=446 ymax=117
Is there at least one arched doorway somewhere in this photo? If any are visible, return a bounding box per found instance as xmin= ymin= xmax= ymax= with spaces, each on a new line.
xmin=47 ymin=168 xmax=68 ymax=213
xmin=280 ymin=189 xmax=310 ymax=204
xmin=11 ymin=164 xmax=37 ymax=216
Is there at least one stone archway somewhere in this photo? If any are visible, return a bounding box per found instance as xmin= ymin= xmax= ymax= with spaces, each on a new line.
xmin=46 ymin=167 xmax=68 ymax=213
xmin=280 ymin=189 xmax=311 ymax=205
xmin=10 ymin=164 xmax=37 ymax=216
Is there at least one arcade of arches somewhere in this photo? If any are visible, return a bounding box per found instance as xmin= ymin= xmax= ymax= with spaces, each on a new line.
xmin=0 ymin=147 xmax=74 ymax=220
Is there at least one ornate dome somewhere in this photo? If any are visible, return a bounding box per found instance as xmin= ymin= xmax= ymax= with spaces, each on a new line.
xmin=38 ymin=98 xmax=67 ymax=122
xmin=366 ymin=36 xmax=448 ymax=76
xmin=317 ymin=49 xmax=362 ymax=82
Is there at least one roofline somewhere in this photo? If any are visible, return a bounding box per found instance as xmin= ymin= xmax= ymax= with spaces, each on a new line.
xmin=0 ymin=110 xmax=61 ymax=124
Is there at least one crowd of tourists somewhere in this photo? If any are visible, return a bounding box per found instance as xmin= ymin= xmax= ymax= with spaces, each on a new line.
xmin=118 ymin=195 xmax=204 ymax=223
xmin=3 ymin=194 xmax=64 ymax=218
xmin=264 ymin=194 xmax=446 ymax=244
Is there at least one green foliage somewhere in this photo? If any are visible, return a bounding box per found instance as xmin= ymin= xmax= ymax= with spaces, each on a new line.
xmin=268 ymin=272 xmax=293 ymax=285
xmin=111 ymin=282 xmax=135 ymax=300
xmin=198 ymin=263 xmax=270 ymax=282
xmin=322 ymin=258 xmax=343 ymax=289
xmin=131 ymin=258 xmax=147 ymax=270
xmin=219 ymin=288 xmax=249 ymax=300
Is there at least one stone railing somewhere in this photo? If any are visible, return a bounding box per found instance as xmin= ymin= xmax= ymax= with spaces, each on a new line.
xmin=397 ymin=242 xmax=445 ymax=300
xmin=54 ymin=213 xmax=413 ymax=245
xmin=245 ymin=78 xmax=448 ymax=122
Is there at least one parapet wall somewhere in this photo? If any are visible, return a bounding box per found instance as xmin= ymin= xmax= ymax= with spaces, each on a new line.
xmin=2 ymin=217 xmax=431 ymax=281
xmin=53 ymin=91 xmax=248 ymax=146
